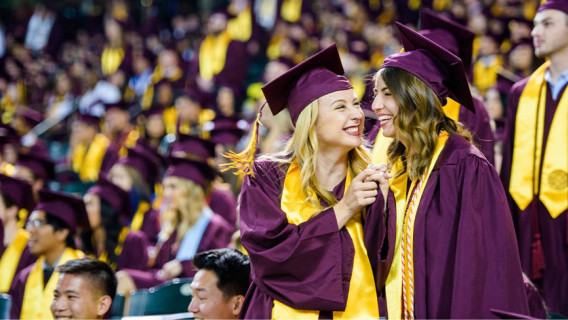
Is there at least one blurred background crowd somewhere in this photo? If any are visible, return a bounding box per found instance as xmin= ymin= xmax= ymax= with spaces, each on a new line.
xmin=0 ymin=0 xmax=545 ymax=317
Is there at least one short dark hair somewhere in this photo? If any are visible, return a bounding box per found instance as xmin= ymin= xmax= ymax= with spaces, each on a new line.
xmin=57 ymin=258 xmax=117 ymax=299
xmin=46 ymin=214 xmax=75 ymax=249
xmin=193 ymin=249 xmax=250 ymax=299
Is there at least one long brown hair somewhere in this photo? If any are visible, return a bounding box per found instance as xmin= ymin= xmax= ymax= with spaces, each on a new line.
xmin=377 ymin=67 xmax=472 ymax=180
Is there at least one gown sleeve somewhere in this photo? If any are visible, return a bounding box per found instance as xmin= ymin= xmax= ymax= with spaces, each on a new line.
xmin=239 ymin=160 xmax=348 ymax=310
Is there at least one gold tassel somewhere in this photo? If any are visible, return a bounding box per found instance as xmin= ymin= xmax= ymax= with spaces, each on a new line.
xmin=220 ymin=104 xmax=266 ymax=178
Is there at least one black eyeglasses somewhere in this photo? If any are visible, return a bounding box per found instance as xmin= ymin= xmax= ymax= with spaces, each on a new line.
xmin=26 ymin=219 xmax=48 ymax=229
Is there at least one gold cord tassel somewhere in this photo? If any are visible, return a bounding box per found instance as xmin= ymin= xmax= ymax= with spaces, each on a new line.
xmin=220 ymin=103 xmax=266 ymax=178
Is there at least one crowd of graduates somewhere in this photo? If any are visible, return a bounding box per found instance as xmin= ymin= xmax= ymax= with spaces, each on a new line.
xmin=0 ymin=0 xmax=565 ymax=318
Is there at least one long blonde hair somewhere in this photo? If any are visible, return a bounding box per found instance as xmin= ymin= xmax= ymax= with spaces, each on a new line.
xmin=264 ymin=99 xmax=371 ymax=207
xmin=158 ymin=177 xmax=206 ymax=243
xmin=376 ymin=67 xmax=472 ymax=180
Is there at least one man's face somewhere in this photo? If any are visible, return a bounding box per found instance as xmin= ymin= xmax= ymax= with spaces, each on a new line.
xmin=532 ymin=9 xmax=568 ymax=58
xmin=187 ymin=269 xmax=242 ymax=320
xmin=26 ymin=210 xmax=67 ymax=256
xmin=51 ymin=274 xmax=110 ymax=319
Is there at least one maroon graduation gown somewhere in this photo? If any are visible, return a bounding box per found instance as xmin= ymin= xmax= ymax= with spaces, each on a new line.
xmin=0 ymin=243 xmax=37 ymax=292
xmin=125 ymin=213 xmax=232 ymax=289
xmin=139 ymin=208 xmax=160 ymax=244
xmin=460 ymin=97 xmax=495 ymax=165
xmin=238 ymin=159 xmax=388 ymax=319
xmin=116 ymin=231 xmax=150 ymax=271
xmin=208 ymin=187 xmax=237 ymax=229
xmin=500 ymin=78 xmax=568 ymax=316
xmin=392 ymin=134 xmax=529 ymax=319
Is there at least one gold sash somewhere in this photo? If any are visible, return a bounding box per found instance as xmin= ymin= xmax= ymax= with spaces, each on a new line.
xmin=131 ymin=201 xmax=150 ymax=232
xmin=227 ymin=6 xmax=252 ymax=42
xmin=72 ymin=134 xmax=110 ymax=182
xmin=199 ymin=31 xmax=232 ymax=81
xmin=510 ymin=61 xmax=568 ymax=218
xmin=272 ymin=161 xmax=379 ymax=319
xmin=383 ymin=132 xmax=449 ymax=319
xmin=101 ymin=47 xmax=125 ymax=75
xmin=0 ymin=229 xmax=29 ymax=292
xmin=20 ymin=248 xmax=84 ymax=319
xmin=444 ymin=98 xmax=461 ymax=122
xmin=281 ymin=0 xmax=302 ymax=23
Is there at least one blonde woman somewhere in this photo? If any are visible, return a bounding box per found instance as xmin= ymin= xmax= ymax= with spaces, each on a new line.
xmin=116 ymin=157 xmax=232 ymax=292
xmin=226 ymin=44 xmax=390 ymax=319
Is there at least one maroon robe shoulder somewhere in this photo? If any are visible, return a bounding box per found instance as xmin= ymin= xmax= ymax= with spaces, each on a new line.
xmin=117 ymin=231 xmax=150 ymax=271
xmin=459 ymin=96 xmax=495 ymax=165
xmin=140 ymin=208 xmax=160 ymax=244
xmin=238 ymin=159 xmax=388 ymax=319
xmin=125 ymin=212 xmax=232 ymax=289
xmin=500 ymin=76 xmax=568 ymax=316
xmin=396 ymin=134 xmax=529 ymax=319
xmin=208 ymin=186 xmax=237 ymax=229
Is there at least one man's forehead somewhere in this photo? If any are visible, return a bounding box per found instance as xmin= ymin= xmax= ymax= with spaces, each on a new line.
xmin=534 ymin=9 xmax=566 ymax=22
xmin=190 ymin=269 xmax=218 ymax=290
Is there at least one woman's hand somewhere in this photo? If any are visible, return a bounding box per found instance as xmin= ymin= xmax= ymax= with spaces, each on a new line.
xmin=334 ymin=167 xmax=381 ymax=228
xmin=365 ymin=163 xmax=391 ymax=205
xmin=157 ymin=260 xmax=182 ymax=280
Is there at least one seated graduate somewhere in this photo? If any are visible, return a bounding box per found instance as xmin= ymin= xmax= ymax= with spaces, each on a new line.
xmin=370 ymin=22 xmax=529 ymax=319
xmin=51 ymin=258 xmax=117 ymax=320
xmin=187 ymin=248 xmax=251 ymax=320
xmin=115 ymin=157 xmax=233 ymax=294
xmin=0 ymin=174 xmax=37 ymax=293
xmin=82 ymin=175 xmax=149 ymax=271
xmin=224 ymin=43 xmax=390 ymax=319
xmin=9 ymin=189 xmax=88 ymax=319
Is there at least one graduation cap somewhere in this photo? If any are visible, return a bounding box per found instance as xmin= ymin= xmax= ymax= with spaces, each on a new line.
xmin=0 ymin=123 xmax=20 ymax=147
xmin=381 ymin=22 xmax=475 ymax=112
xmin=87 ymin=175 xmax=131 ymax=222
xmin=16 ymin=151 xmax=55 ymax=181
xmin=261 ymin=43 xmax=353 ymax=126
xmin=538 ymin=0 xmax=568 ymax=14
xmin=419 ymin=9 xmax=474 ymax=77
xmin=170 ymin=134 xmax=216 ymax=160
xmin=164 ymin=157 xmax=216 ymax=189
xmin=34 ymin=189 xmax=90 ymax=233
xmin=117 ymin=144 xmax=162 ymax=185
xmin=0 ymin=174 xmax=35 ymax=212
xmin=207 ymin=117 xmax=247 ymax=146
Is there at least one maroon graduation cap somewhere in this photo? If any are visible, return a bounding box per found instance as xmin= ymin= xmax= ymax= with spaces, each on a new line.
xmin=163 ymin=157 xmax=216 ymax=189
xmin=0 ymin=174 xmax=35 ymax=212
xmin=261 ymin=43 xmax=353 ymax=126
xmin=170 ymin=134 xmax=216 ymax=160
xmin=538 ymin=0 xmax=568 ymax=14
xmin=419 ymin=8 xmax=474 ymax=77
xmin=16 ymin=151 xmax=55 ymax=181
xmin=381 ymin=22 xmax=475 ymax=112
xmin=34 ymin=189 xmax=90 ymax=233
xmin=87 ymin=174 xmax=131 ymax=222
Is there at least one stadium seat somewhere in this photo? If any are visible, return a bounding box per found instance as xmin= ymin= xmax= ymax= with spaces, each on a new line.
xmin=110 ymin=293 xmax=125 ymax=319
xmin=127 ymin=278 xmax=193 ymax=316
xmin=0 ymin=294 xmax=11 ymax=320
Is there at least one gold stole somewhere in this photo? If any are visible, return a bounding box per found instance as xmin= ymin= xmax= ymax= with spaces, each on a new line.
xmin=131 ymin=201 xmax=150 ymax=232
xmin=118 ymin=129 xmax=140 ymax=158
xmin=272 ymin=162 xmax=379 ymax=319
xmin=72 ymin=134 xmax=110 ymax=182
xmin=383 ymin=132 xmax=449 ymax=319
xmin=281 ymin=0 xmax=302 ymax=23
xmin=20 ymin=248 xmax=84 ymax=319
xmin=473 ymin=55 xmax=503 ymax=93
xmin=227 ymin=6 xmax=252 ymax=42
xmin=444 ymin=98 xmax=461 ymax=122
xmin=164 ymin=106 xmax=177 ymax=135
xmin=101 ymin=46 xmax=125 ymax=75
xmin=199 ymin=31 xmax=232 ymax=81
xmin=0 ymin=229 xmax=29 ymax=292
xmin=510 ymin=61 xmax=568 ymax=217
